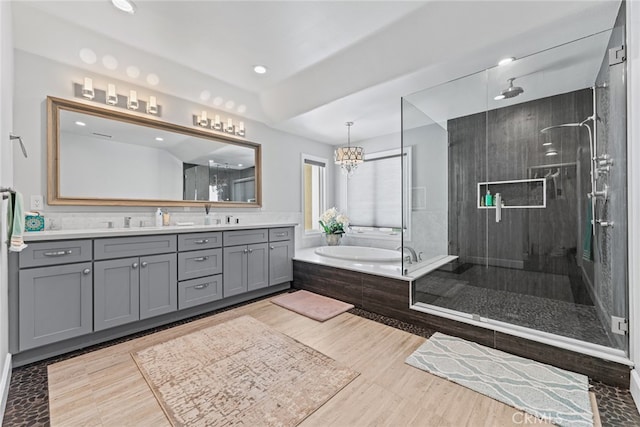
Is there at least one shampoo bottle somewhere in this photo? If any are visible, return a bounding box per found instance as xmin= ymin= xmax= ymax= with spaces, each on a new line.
xmin=155 ymin=208 xmax=163 ymax=227
xmin=485 ymin=190 xmax=493 ymax=207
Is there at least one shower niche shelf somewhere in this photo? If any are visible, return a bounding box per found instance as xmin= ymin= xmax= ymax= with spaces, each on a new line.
xmin=477 ymin=178 xmax=546 ymax=209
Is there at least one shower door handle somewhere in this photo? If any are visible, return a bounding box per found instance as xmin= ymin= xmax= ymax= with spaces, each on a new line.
xmin=495 ymin=193 xmax=502 ymax=223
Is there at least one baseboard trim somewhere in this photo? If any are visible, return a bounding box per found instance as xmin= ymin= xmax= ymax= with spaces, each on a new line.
xmin=0 ymin=353 xmax=12 ymax=423
xmin=631 ymin=369 xmax=640 ymax=414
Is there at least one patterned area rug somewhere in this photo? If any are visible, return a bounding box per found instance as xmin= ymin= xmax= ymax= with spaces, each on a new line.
xmin=406 ymin=333 xmax=593 ymax=427
xmin=271 ymin=290 xmax=354 ymax=322
xmin=132 ymin=315 xmax=359 ymax=426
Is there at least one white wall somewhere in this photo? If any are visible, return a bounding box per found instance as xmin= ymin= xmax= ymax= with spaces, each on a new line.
xmin=12 ymin=50 xmax=335 ymax=247
xmin=627 ymin=0 xmax=640 ymax=412
xmin=60 ymin=134 xmax=183 ymax=200
xmin=0 ymin=1 xmax=13 ymax=418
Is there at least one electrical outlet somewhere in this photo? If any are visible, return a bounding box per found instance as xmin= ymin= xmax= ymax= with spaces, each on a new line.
xmin=30 ymin=195 xmax=43 ymax=211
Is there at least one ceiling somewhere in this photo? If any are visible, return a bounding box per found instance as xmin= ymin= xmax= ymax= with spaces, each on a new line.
xmin=11 ymin=0 xmax=622 ymax=144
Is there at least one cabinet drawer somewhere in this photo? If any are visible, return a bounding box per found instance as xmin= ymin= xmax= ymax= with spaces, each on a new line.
xmin=94 ymin=235 xmax=177 ymax=260
xmin=269 ymin=227 xmax=294 ymax=242
xmin=178 ymin=232 xmax=222 ymax=251
xmin=223 ymin=229 xmax=268 ymax=246
xmin=20 ymin=240 xmax=92 ymax=268
xmin=178 ymin=274 xmax=222 ymax=310
xmin=178 ymin=248 xmax=222 ymax=281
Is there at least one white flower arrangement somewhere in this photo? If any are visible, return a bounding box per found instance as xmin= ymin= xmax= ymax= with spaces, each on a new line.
xmin=318 ymin=207 xmax=349 ymax=234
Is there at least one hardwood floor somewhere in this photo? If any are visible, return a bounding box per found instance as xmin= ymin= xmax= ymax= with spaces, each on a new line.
xmin=48 ymin=299 xmax=597 ymax=426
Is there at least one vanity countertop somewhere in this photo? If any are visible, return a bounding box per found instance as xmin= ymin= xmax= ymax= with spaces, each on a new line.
xmin=23 ymin=223 xmax=298 ymax=242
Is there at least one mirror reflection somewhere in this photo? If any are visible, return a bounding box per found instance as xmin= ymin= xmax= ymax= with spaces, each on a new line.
xmin=51 ymin=97 xmax=260 ymax=206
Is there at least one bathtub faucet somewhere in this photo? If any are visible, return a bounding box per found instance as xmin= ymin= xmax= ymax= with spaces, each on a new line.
xmin=396 ymin=246 xmax=418 ymax=264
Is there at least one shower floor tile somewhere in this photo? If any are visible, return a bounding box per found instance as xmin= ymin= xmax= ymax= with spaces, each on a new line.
xmin=415 ymin=268 xmax=613 ymax=347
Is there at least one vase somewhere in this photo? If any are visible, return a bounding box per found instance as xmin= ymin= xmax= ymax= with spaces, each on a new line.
xmin=325 ymin=233 xmax=342 ymax=246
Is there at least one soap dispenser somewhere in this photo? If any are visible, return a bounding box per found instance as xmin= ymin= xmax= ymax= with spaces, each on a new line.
xmin=155 ymin=208 xmax=163 ymax=227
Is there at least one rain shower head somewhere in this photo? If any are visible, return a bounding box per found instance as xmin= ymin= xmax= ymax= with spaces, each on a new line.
xmin=494 ymin=78 xmax=523 ymax=100
xmin=539 ymin=123 xmax=582 ymax=134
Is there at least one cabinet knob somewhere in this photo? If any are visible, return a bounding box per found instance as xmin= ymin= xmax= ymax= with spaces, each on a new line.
xmin=243 ymin=249 xmax=249 ymax=254
xmin=270 ymin=245 xmax=275 ymax=250
xmin=194 ymin=256 xmax=209 ymax=262
xmin=248 ymin=248 xmax=253 ymax=253
xmin=141 ymin=261 xmax=148 ymax=268
xmin=194 ymin=239 xmax=209 ymax=244
xmin=82 ymin=268 xmax=91 ymax=275
xmin=194 ymin=283 xmax=210 ymax=290
xmin=132 ymin=262 xmax=139 ymax=269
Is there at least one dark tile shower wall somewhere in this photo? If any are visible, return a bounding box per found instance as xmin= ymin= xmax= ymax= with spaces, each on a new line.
xmin=447 ymin=89 xmax=593 ymax=270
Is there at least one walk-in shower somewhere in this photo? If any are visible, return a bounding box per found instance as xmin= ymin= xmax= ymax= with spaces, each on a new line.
xmin=400 ymin=4 xmax=628 ymax=362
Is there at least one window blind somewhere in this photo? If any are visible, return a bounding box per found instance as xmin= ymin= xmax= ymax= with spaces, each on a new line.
xmin=347 ymin=154 xmax=402 ymax=228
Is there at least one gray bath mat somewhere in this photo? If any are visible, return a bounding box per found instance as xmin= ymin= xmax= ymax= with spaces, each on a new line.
xmin=406 ymin=332 xmax=593 ymax=427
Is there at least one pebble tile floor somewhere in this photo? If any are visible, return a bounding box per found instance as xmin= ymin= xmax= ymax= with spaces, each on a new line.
xmin=3 ymin=293 xmax=640 ymax=426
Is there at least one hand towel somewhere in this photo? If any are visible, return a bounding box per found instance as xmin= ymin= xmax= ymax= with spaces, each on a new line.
xmin=7 ymin=191 xmax=27 ymax=252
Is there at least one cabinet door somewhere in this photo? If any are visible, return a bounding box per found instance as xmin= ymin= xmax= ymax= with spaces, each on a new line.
xmin=94 ymin=257 xmax=140 ymax=331
xmin=19 ymin=262 xmax=93 ymax=351
xmin=223 ymin=246 xmax=247 ymax=297
xmin=269 ymin=240 xmax=294 ymax=285
xmin=140 ymin=253 xmax=177 ymax=320
xmin=247 ymin=243 xmax=269 ymax=291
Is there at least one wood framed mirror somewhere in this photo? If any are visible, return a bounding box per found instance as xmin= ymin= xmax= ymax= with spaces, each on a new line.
xmin=47 ymin=96 xmax=262 ymax=207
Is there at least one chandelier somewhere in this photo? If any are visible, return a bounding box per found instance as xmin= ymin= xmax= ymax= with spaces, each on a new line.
xmin=334 ymin=121 xmax=364 ymax=177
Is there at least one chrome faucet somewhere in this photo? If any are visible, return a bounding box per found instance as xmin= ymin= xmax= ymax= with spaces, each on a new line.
xmin=124 ymin=216 xmax=131 ymax=228
xmin=396 ymin=246 xmax=418 ymax=263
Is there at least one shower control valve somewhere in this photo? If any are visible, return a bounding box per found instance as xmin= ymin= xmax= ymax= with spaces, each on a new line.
xmin=596 ymin=219 xmax=615 ymax=228
xmin=598 ymin=158 xmax=614 ymax=167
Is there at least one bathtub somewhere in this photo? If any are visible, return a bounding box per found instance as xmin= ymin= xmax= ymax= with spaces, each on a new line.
xmin=314 ymin=245 xmax=402 ymax=262
xmin=295 ymin=246 xmax=458 ymax=281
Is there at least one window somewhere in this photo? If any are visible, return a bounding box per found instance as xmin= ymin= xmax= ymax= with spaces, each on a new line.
xmin=302 ymin=154 xmax=327 ymax=233
xmin=346 ymin=147 xmax=410 ymax=231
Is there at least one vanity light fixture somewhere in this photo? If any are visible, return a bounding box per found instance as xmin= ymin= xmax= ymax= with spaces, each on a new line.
xmin=192 ymin=111 xmax=246 ymax=137
xmin=147 ymin=96 xmax=158 ymax=114
xmin=82 ymin=77 xmax=95 ymax=100
xmin=127 ymin=90 xmax=139 ymax=110
xmin=236 ymin=121 xmax=245 ymax=137
xmin=335 ymin=121 xmax=364 ymax=177
xmin=545 ymin=150 xmax=559 ymax=157
xmin=225 ymin=118 xmax=234 ymax=133
xmin=213 ymin=115 xmax=222 ymax=130
xmin=74 ymin=78 xmax=161 ymax=116
xmin=106 ymin=84 xmax=118 ymax=105
xmin=542 ymin=141 xmax=553 ymax=146
xmin=198 ymin=110 xmax=209 ymax=127
xmin=111 ymin=0 xmax=136 ymax=14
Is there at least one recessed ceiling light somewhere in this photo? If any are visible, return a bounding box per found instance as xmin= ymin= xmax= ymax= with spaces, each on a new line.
xmin=111 ymin=0 xmax=136 ymax=14
xmin=498 ymin=57 xmax=515 ymax=66
xmin=253 ymin=65 xmax=267 ymax=74
xmin=75 ymin=121 xmax=86 ymax=126
xmin=155 ymin=137 xmax=164 ymax=141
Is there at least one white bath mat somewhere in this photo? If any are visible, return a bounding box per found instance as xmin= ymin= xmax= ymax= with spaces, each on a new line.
xmin=406 ymin=332 xmax=593 ymax=427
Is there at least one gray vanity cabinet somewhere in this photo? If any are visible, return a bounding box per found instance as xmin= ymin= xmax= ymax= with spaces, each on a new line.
xmin=94 ymin=253 xmax=177 ymax=331
xmin=269 ymin=240 xmax=294 ymax=285
xmin=18 ymin=262 xmax=93 ymax=351
xmin=222 ymin=229 xmax=269 ymax=297
xmin=268 ymin=227 xmax=294 ymax=286
xmin=94 ymin=257 xmax=140 ymax=331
